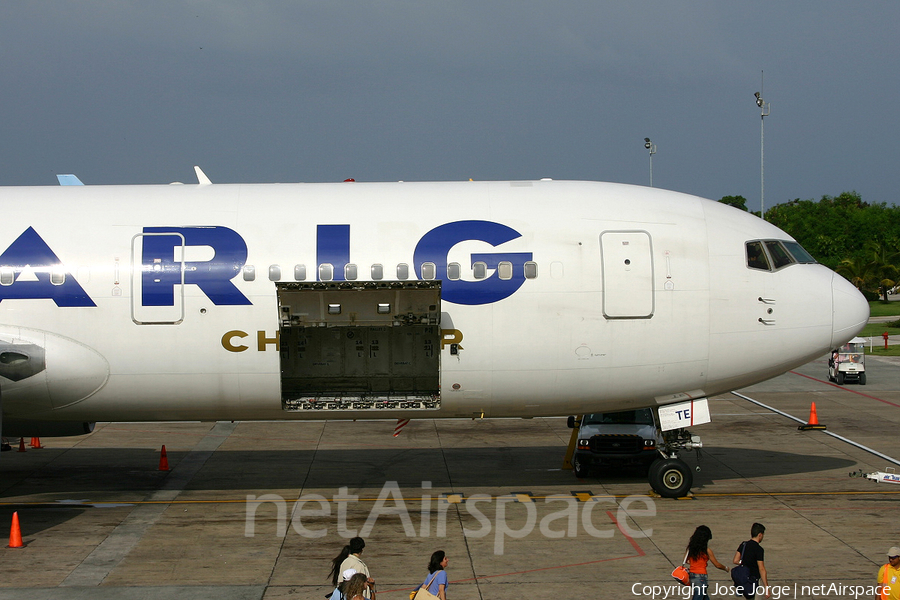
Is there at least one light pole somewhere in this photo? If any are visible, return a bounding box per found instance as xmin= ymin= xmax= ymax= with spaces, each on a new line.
xmin=754 ymin=72 xmax=771 ymax=219
xmin=644 ymin=137 xmax=656 ymax=187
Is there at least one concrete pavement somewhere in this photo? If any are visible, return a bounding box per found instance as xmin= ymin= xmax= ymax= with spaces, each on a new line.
xmin=2 ymin=354 xmax=900 ymax=599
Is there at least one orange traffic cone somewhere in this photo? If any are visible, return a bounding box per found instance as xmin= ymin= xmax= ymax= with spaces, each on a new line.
xmin=798 ymin=402 xmax=827 ymax=431
xmin=30 ymin=437 xmax=43 ymax=449
xmin=158 ymin=445 xmax=170 ymax=471
xmin=17 ymin=438 xmax=26 ymax=452
xmin=8 ymin=511 xmax=23 ymax=548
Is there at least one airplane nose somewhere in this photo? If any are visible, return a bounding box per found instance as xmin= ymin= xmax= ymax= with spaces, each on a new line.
xmin=832 ymin=273 xmax=870 ymax=347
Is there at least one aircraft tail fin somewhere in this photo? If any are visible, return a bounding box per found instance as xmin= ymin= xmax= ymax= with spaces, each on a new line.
xmin=56 ymin=174 xmax=84 ymax=186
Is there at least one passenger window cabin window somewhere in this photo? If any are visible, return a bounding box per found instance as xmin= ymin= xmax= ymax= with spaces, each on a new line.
xmin=524 ymin=261 xmax=538 ymax=279
xmin=473 ymin=261 xmax=487 ymax=280
xmin=294 ymin=264 xmax=307 ymax=281
xmin=498 ymin=261 xmax=513 ymax=280
xmin=268 ymin=265 xmax=281 ymax=281
xmin=319 ymin=263 xmax=334 ymax=281
xmin=50 ymin=269 xmax=66 ymax=285
xmin=397 ymin=263 xmax=409 ymax=280
xmin=421 ymin=262 xmax=436 ymax=280
xmin=746 ymin=241 xmax=770 ymax=271
xmin=765 ymin=240 xmax=794 ymax=269
xmin=243 ymin=265 xmax=256 ymax=281
xmin=371 ymin=264 xmax=383 ymax=280
xmin=0 ymin=267 xmax=13 ymax=286
xmin=447 ymin=262 xmax=461 ymax=280
xmin=344 ymin=264 xmax=358 ymax=280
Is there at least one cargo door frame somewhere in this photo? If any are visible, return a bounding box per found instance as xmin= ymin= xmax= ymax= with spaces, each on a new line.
xmin=276 ymin=281 xmax=442 ymax=413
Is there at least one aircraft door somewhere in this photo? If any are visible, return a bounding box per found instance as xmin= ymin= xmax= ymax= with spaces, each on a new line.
xmin=130 ymin=232 xmax=186 ymax=324
xmin=600 ymin=230 xmax=654 ymax=318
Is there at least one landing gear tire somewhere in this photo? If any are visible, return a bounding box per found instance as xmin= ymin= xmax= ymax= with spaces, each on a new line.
xmin=573 ymin=454 xmax=588 ymax=478
xmin=649 ymin=458 xmax=693 ymax=498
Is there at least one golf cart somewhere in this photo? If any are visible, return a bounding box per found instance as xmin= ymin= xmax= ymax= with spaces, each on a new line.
xmin=828 ymin=336 xmax=866 ymax=385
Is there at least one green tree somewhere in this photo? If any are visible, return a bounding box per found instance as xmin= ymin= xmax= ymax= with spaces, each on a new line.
xmin=836 ymin=254 xmax=874 ymax=291
xmin=864 ymin=241 xmax=900 ymax=302
xmin=718 ymin=195 xmax=749 ymax=211
xmin=767 ymin=191 xmax=900 ymax=270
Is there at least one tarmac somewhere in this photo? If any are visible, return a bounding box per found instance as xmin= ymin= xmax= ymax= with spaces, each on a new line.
xmin=2 ymin=353 xmax=900 ymax=599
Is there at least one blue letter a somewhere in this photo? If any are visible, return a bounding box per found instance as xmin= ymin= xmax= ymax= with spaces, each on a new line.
xmin=0 ymin=227 xmax=96 ymax=307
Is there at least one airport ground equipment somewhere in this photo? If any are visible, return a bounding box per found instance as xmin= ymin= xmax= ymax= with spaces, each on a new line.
xmin=828 ymin=336 xmax=866 ymax=385
xmin=850 ymin=468 xmax=900 ymax=484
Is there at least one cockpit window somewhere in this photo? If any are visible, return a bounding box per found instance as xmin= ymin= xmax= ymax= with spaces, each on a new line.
xmin=765 ymin=241 xmax=794 ymax=269
xmin=747 ymin=239 xmax=816 ymax=271
xmin=782 ymin=241 xmax=817 ymax=264
xmin=746 ymin=241 xmax=770 ymax=270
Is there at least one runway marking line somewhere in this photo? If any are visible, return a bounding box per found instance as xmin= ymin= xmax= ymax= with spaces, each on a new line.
xmin=4 ymin=489 xmax=900 ymax=508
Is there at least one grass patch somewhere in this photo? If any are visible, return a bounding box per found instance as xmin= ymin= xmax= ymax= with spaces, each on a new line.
xmin=868 ymin=300 xmax=900 ymax=318
xmin=868 ymin=345 xmax=900 ymax=357
xmin=859 ymin=323 xmax=900 ymax=338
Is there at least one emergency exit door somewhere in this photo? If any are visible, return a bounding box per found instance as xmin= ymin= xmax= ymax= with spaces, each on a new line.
xmin=600 ymin=230 xmax=654 ymax=319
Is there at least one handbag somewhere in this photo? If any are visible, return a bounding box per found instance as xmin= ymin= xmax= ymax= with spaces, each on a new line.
xmin=671 ymin=550 xmax=690 ymax=585
xmin=731 ymin=542 xmax=755 ymax=592
xmin=411 ymin=572 xmax=440 ymax=600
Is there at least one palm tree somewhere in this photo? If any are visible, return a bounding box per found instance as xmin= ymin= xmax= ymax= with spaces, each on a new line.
xmin=864 ymin=241 xmax=900 ymax=302
xmin=836 ymin=255 xmax=874 ymax=292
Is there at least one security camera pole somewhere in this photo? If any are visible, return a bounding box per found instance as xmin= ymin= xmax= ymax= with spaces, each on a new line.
xmin=754 ymin=72 xmax=771 ymax=220
xmin=644 ymin=138 xmax=656 ymax=187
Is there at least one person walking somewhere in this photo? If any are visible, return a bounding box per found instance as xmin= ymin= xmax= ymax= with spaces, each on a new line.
xmin=877 ymin=546 xmax=900 ymax=600
xmin=412 ymin=550 xmax=449 ymax=600
xmin=344 ymin=573 xmax=371 ymax=600
xmin=733 ymin=523 xmax=769 ymax=599
xmin=328 ymin=569 xmax=358 ymax=600
xmin=329 ymin=537 xmax=375 ymax=599
xmin=684 ymin=525 xmax=729 ymax=600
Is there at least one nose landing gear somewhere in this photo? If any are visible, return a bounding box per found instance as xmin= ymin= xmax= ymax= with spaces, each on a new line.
xmin=648 ymin=427 xmax=702 ymax=498
xmin=649 ymin=457 xmax=693 ymax=497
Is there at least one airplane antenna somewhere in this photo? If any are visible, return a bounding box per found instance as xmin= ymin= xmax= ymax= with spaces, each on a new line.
xmin=194 ymin=166 xmax=213 ymax=185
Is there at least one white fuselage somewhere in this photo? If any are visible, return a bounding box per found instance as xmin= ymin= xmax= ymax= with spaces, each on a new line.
xmin=0 ymin=180 xmax=868 ymax=426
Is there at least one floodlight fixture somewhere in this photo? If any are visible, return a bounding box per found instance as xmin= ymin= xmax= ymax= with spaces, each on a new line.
xmin=755 ymin=73 xmax=771 ymax=220
xmin=643 ymin=138 xmax=657 ymax=187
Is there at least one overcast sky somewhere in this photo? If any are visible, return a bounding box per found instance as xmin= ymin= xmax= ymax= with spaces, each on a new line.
xmin=1 ymin=2 xmax=897 ymax=209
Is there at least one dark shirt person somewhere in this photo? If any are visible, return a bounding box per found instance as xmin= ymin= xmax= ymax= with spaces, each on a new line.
xmin=734 ymin=523 xmax=769 ymax=599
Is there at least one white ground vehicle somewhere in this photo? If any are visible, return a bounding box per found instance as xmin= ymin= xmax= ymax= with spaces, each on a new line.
xmin=828 ymin=336 xmax=866 ymax=385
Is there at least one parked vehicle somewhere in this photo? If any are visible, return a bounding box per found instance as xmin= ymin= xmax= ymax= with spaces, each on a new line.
xmin=828 ymin=336 xmax=866 ymax=385
xmin=567 ymin=408 xmax=662 ymax=477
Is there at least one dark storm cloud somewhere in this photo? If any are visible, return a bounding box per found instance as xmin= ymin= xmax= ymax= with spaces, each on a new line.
xmin=1 ymin=2 xmax=898 ymax=207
